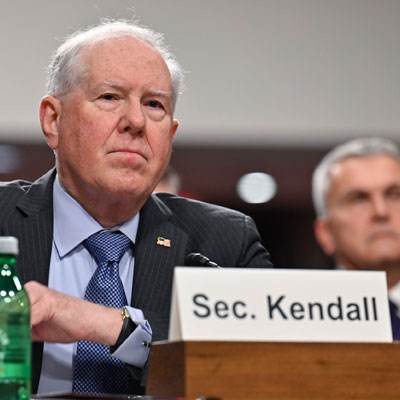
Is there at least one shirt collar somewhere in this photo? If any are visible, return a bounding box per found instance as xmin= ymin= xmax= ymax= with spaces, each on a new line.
xmin=53 ymin=174 xmax=140 ymax=258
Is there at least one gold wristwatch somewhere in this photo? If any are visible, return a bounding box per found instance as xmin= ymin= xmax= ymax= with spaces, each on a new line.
xmin=110 ymin=306 xmax=138 ymax=352
xmin=121 ymin=306 xmax=130 ymax=321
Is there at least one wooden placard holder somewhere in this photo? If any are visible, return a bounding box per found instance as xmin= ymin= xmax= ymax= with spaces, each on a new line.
xmin=146 ymin=341 xmax=400 ymax=400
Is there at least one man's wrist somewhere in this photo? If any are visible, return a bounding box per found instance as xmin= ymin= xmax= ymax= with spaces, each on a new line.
xmin=110 ymin=307 xmax=138 ymax=352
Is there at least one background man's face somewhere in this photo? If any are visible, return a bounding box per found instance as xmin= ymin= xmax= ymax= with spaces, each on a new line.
xmin=315 ymin=155 xmax=400 ymax=270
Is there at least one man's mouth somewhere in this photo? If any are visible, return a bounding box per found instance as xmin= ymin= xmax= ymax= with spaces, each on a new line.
xmin=110 ymin=149 xmax=146 ymax=160
xmin=367 ymin=229 xmax=400 ymax=242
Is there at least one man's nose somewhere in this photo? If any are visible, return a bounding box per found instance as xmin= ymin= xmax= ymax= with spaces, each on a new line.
xmin=371 ymin=195 xmax=389 ymax=219
xmin=117 ymin=100 xmax=146 ymax=134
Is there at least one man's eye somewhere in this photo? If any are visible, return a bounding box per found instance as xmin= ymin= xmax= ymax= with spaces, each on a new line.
xmin=147 ymin=100 xmax=162 ymax=109
xmin=101 ymin=94 xmax=117 ymax=101
xmin=346 ymin=192 xmax=369 ymax=204
xmin=387 ymin=187 xmax=400 ymax=201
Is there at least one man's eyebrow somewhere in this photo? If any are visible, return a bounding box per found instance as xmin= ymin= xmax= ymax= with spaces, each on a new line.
xmin=385 ymin=183 xmax=400 ymax=191
xmin=93 ymin=80 xmax=129 ymax=91
xmin=343 ymin=189 xmax=367 ymax=196
xmin=148 ymin=89 xmax=172 ymax=98
xmin=92 ymin=82 xmax=171 ymax=98
xmin=339 ymin=188 xmax=368 ymax=199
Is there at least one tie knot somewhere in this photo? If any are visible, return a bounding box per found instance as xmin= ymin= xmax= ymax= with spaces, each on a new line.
xmin=83 ymin=231 xmax=131 ymax=265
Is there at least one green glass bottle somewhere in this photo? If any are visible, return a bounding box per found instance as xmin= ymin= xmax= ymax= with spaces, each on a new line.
xmin=0 ymin=237 xmax=30 ymax=400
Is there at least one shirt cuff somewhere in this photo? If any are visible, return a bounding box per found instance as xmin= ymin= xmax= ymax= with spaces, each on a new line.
xmin=110 ymin=306 xmax=152 ymax=368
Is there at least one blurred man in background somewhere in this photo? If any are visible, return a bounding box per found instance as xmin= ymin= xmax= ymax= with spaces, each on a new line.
xmin=312 ymin=137 xmax=400 ymax=339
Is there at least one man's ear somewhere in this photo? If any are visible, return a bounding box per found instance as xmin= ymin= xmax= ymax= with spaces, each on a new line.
xmin=40 ymin=96 xmax=62 ymax=150
xmin=171 ymin=119 xmax=179 ymax=139
xmin=314 ymin=218 xmax=336 ymax=256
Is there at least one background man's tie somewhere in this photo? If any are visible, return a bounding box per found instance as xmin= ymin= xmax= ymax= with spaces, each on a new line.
xmin=389 ymin=300 xmax=400 ymax=341
xmin=73 ymin=230 xmax=132 ymax=394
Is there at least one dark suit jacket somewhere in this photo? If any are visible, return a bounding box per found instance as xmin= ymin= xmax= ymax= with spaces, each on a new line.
xmin=0 ymin=169 xmax=272 ymax=393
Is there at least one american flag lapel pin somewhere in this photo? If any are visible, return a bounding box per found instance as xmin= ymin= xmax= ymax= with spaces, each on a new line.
xmin=157 ymin=236 xmax=171 ymax=247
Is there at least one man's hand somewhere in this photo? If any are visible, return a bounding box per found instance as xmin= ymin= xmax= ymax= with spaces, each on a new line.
xmin=25 ymin=281 xmax=123 ymax=346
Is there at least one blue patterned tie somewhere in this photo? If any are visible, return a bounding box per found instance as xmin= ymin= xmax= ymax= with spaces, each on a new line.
xmin=73 ymin=230 xmax=132 ymax=394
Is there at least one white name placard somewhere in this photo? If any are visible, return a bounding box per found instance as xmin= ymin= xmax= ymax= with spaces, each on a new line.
xmin=168 ymin=268 xmax=392 ymax=342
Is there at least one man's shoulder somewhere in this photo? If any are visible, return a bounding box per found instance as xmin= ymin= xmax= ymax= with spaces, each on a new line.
xmin=153 ymin=193 xmax=246 ymax=222
xmin=0 ymin=168 xmax=54 ymax=197
xmin=151 ymin=192 xmax=252 ymax=235
xmin=0 ymin=170 xmax=55 ymax=220
xmin=150 ymin=193 xmax=271 ymax=268
xmin=0 ymin=179 xmax=35 ymax=224
xmin=0 ymin=178 xmax=33 ymax=197
xmin=0 ymin=179 xmax=33 ymax=212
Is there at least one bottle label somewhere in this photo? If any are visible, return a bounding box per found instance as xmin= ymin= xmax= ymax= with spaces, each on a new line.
xmin=0 ymin=314 xmax=30 ymax=380
xmin=0 ymin=362 xmax=30 ymax=379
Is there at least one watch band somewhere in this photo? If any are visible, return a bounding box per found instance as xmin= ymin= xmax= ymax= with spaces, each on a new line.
xmin=110 ymin=307 xmax=138 ymax=352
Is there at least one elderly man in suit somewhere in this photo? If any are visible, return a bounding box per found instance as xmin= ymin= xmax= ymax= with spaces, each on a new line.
xmin=312 ymin=137 xmax=400 ymax=341
xmin=0 ymin=20 xmax=271 ymax=395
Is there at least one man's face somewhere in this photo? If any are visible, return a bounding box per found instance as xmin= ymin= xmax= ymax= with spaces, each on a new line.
xmin=315 ymin=155 xmax=400 ymax=270
xmin=43 ymin=37 xmax=178 ymax=208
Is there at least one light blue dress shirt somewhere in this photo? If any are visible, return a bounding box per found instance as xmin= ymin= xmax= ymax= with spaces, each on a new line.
xmin=37 ymin=175 xmax=152 ymax=394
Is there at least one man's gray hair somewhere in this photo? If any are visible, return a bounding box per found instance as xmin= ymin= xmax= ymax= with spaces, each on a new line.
xmin=312 ymin=137 xmax=400 ymax=218
xmin=46 ymin=19 xmax=184 ymax=109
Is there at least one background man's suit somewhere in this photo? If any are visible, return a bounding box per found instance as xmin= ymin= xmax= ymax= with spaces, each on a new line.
xmin=0 ymin=169 xmax=272 ymax=392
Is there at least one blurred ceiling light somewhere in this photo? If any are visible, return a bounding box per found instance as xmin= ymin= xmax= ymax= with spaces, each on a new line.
xmin=237 ymin=172 xmax=277 ymax=204
xmin=0 ymin=145 xmax=22 ymax=173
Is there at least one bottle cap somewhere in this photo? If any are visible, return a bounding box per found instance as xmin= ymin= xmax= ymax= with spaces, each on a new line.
xmin=0 ymin=236 xmax=19 ymax=255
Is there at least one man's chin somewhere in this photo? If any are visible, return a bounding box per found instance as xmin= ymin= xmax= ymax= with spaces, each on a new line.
xmin=105 ymin=184 xmax=151 ymax=199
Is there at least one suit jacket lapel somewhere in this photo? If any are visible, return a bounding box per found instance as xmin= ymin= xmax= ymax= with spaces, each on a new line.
xmin=131 ymin=194 xmax=188 ymax=315
xmin=1 ymin=169 xmax=56 ymax=286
